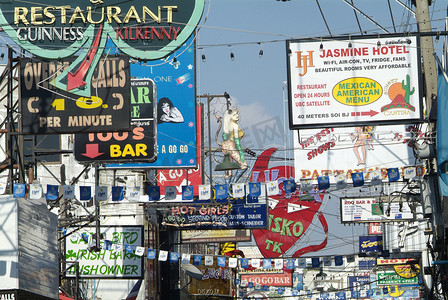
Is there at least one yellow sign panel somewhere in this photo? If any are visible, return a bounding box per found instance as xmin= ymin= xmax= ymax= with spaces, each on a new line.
xmin=376 ymin=258 xmax=417 ymax=265
xmin=393 ymin=264 xmax=420 ymax=279
xmin=332 ymin=77 xmax=382 ymax=106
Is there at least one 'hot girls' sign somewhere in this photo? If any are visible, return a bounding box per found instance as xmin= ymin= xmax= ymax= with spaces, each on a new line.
xmin=161 ymin=203 xmax=267 ymax=230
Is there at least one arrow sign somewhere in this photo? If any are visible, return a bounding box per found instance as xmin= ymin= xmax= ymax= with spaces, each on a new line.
xmin=287 ymin=203 xmax=310 ymax=214
xmin=82 ymin=144 xmax=103 ymax=159
xmin=351 ymin=110 xmax=379 ymax=117
xmin=67 ymin=25 xmax=103 ymax=91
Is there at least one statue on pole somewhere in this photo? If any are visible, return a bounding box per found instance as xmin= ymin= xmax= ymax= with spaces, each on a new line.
xmin=215 ymin=108 xmax=248 ymax=173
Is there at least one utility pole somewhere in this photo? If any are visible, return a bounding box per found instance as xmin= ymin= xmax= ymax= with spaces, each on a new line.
xmin=415 ymin=0 xmax=438 ymax=117
xmin=415 ymin=0 xmax=443 ymax=242
xmin=414 ymin=0 xmax=446 ymax=297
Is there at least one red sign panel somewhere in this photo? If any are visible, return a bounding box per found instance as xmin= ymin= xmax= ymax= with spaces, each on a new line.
xmin=240 ymin=271 xmax=292 ymax=287
xmin=369 ymin=222 xmax=383 ymax=235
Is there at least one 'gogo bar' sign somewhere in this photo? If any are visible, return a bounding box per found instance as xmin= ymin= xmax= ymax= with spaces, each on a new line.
xmin=1 ymin=0 xmax=204 ymax=97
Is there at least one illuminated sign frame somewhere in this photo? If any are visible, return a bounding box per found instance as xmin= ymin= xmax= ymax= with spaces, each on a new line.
xmin=20 ymin=56 xmax=131 ymax=134
xmin=74 ymin=78 xmax=157 ymax=162
xmin=105 ymin=36 xmax=197 ymax=168
xmin=161 ymin=202 xmax=268 ymax=230
xmin=0 ymin=0 xmax=205 ymax=97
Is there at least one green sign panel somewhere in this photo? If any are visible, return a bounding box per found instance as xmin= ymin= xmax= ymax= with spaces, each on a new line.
xmin=0 ymin=0 xmax=204 ymax=96
xmin=376 ymin=271 xmax=419 ymax=286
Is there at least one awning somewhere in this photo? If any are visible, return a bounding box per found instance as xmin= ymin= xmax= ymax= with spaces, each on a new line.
xmin=59 ymin=292 xmax=75 ymax=300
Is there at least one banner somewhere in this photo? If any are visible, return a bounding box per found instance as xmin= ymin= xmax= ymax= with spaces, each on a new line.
xmin=294 ymin=125 xmax=424 ymax=182
xmin=1 ymin=0 xmax=205 ymax=98
xmin=341 ymin=197 xmax=414 ymax=223
xmin=106 ymin=37 xmax=198 ymax=169
xmin=359 ymin=236 xmax=383 ymax=253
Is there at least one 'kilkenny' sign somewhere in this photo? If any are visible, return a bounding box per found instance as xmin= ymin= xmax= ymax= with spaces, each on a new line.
xmin=1 ymin=0 xmax=205 ymax=97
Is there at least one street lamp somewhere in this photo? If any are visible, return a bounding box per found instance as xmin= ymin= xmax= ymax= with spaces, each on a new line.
xmin=198 ymin=93 xmax=232 ymax=184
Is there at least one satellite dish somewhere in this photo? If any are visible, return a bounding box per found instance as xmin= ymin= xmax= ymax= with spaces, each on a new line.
xmin=181 ymin=264 xmax=203 ymax=280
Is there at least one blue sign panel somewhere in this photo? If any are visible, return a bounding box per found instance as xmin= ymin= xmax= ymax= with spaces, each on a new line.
xmin=107 ymin=37 xmax=197 ymax=168
xmin=227 ymin=203 xmax=267 ymax=229
xmin=359 ymin=236 xmax=383 ymax=254
xmin=349 ymin=276 xmax=370 ymax=291
xmin=293 ymin=273 xmax=303 ymax=290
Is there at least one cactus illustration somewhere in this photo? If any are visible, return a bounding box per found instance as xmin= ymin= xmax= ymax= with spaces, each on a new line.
xmin=401 ymin=74 xmax=415 ymax=104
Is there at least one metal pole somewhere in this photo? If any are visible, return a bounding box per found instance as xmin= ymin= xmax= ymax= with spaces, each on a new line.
xmin=95 ymin=164 xmax=101 ymax=251
xmin=75 ymin=262 xmax=79 ymax=300
xmin=198 ymin=93 xmax=230 ymax=185
xmin=7 ymin=47 xmax=13 ymax=193
xmin=414 ymin=1 xmax=441 ymax=297
xmin=207 ymin=96 xmax=213 ymax=185
xmin=200 ymin=103 xmax=205 ymax=185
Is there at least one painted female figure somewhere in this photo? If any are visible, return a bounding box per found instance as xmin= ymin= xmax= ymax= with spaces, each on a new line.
xmin=216 ymin=108 xmax=247 ymax=169
xmin=157 ymin=97 xmax=184 ymax=124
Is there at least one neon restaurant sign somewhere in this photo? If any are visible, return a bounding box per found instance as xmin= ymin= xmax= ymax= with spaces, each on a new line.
xmin=0 ymin=0 xmax=204 ymax=96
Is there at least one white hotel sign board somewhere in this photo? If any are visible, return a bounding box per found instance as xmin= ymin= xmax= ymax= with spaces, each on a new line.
xmin=287 ymin=35 xmax=422 ymax=129
xmin=341 ymin=197 xmax=414 ymax=223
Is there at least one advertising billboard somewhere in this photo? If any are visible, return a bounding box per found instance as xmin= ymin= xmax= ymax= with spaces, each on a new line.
xmin=106 ymin=37 xmax=197 ymax=168
xmin=161 ymin=202 xmax=267 ymax=230
xmin=74 ymin=78 xmax=156 ymax=162
xmin=348 ymin=276 xmax=370 ymax=291
xmin=341 ymin=197 xmax=415 ymax=223
xmin=157 ymin=104 xmax=203 ymax=196
xmin=20 ymin=56 xmax=131 ymax=134
xmin=294 ymin=124 xmax=423 ymax=181
xmin=376 ymin=271 xmax=419 ymax=286
xmin=251 ymin=148 xmax=366 ymax=259
xmin=287 ymin=35 xmax=422 ymax=129
xmin=359 ymin=236 xmax=383 ymax=254
xmin=65 ymin=226 xmax=143 ymax=279
xmin=369 ymin=222 xmax=383 ymax=235
xmin=189 ymin=261 xmax=231 ymax=297
xmin=181 ymin=229 xmax=251 ymax=243
xmin=240 ymin=270 xmax=293 ymax=287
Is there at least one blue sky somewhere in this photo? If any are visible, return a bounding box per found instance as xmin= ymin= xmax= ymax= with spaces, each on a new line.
xmin=197 ymin=0 xmax=447 ymax=153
